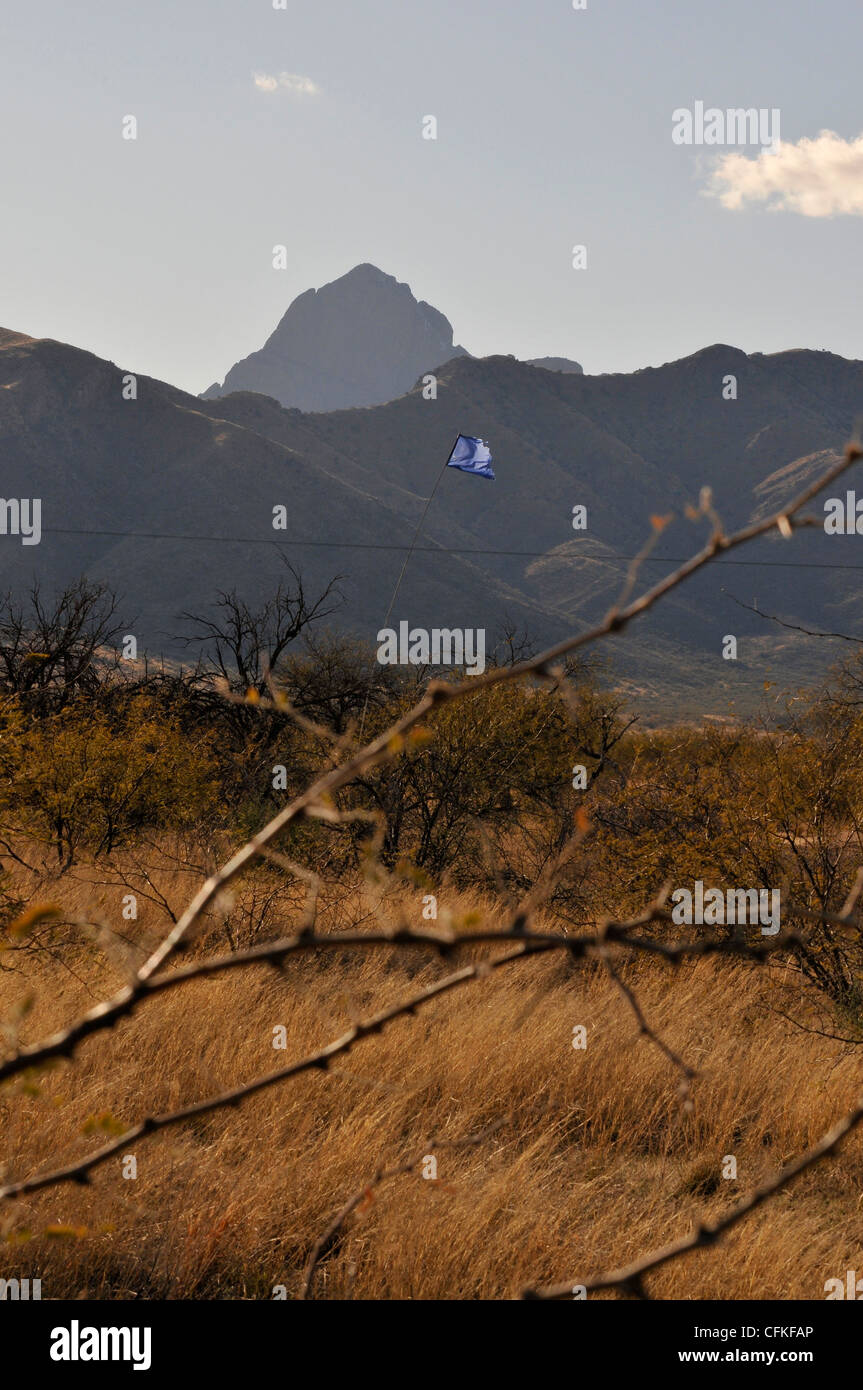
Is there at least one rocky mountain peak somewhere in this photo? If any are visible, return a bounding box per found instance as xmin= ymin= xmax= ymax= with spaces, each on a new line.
xmin=202 ymin=264 xmax=469 ymax=412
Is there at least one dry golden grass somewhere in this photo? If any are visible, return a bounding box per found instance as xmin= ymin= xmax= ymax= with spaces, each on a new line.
xmin=2 ymin=852 xmax=862 ymax=1301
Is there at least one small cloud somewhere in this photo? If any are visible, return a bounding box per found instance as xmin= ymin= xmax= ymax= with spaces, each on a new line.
xmin=279 ymin=73 xmax=320 ymax=97
xmin=253 ymin=71 xmax=320 ymax=97
xmin=708 ymin=129 xmax=863 ymax=217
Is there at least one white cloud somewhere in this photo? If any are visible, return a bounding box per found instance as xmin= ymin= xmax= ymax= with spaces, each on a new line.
xmin=708 ymin=129 xmax=863 ymax=217
xmin=253 ymin=71 xmax=320 ymax=97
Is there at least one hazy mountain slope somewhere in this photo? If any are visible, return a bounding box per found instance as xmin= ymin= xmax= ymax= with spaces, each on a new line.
xmin=526 ymin=357 xmax=583 ymax=374
xmin=0 ymin=333 xmax=562 ymax=655
xmin=4 ymin=326 xmax=863 ymax=716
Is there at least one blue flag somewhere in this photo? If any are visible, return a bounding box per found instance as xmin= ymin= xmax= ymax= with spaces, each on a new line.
xmin=446 ymin=434 xmax=495 ymax=480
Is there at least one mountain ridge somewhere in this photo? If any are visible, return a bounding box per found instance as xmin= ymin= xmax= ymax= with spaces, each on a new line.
xmin=3 ymin=324 xmax=863 ymax=716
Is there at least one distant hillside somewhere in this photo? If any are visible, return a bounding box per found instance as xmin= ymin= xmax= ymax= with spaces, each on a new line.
xmin=525 ymin=357 xmax=584 ymax=374
xmin=202 ymin=264 xmax=469 ymax=412
xmin=3 ymin=327 xmax=863 ymax=717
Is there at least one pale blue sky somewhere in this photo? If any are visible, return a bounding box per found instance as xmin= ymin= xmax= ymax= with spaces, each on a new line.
xmin=1 ymin=0 xmax=861 ymax=393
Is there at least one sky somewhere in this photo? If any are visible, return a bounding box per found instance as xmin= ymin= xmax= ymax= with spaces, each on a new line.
xmin=1 ymin=0 xmax=862 ymax=394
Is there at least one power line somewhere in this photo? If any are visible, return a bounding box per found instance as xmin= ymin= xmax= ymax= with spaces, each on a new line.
xmin=38 ymin=525 xmax=863 ymax=572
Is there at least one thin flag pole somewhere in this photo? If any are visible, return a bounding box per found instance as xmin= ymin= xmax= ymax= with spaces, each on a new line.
xmin=358 ymin=436 xmax=460 ymax=738
xmin=381 ymin=438 xmax=459 ymax=629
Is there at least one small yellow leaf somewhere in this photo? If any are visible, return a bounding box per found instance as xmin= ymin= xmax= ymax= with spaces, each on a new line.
xmin=5 ymin=1229 xmax=32 ymax=1246
xmin=82 ymin=1111 xmax=126 ymax=1137
xmin=6 ymin=904 xmax=61 ymax=940
xmin=408 ymin=726 xmax=433 ymax=747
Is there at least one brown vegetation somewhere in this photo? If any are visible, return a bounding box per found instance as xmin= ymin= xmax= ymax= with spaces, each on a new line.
xmin=2 ymin=864 xmax=862 ymax=1300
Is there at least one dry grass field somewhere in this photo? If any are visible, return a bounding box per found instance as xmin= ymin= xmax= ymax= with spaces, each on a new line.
xmin=2 ymin=852 xmax=861 ymax=1301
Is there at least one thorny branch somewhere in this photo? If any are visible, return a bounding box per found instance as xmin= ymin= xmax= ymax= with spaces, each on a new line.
xmin=0 ymin=939 xmax=547 ymax=1199
xmin=523 ymin=1098 xmax=863 ymax=1300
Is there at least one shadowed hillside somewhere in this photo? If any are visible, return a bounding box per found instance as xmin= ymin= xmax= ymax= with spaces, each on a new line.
xmin=3 ymin=326 xmax=863 ymax=716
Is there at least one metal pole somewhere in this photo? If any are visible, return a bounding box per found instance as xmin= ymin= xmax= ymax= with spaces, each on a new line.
xmin=358 ymin=436 xmax=460 ymax=737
